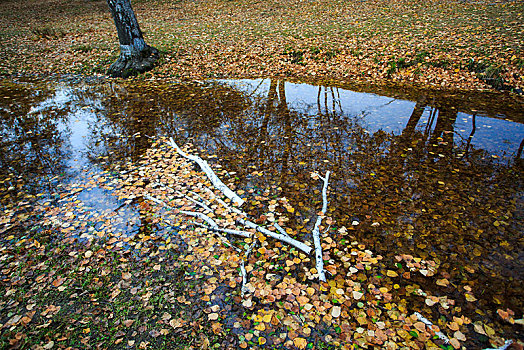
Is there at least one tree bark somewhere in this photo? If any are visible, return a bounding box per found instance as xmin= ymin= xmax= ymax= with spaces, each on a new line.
xmin=106 ymin=0 xmax=159 ymax=78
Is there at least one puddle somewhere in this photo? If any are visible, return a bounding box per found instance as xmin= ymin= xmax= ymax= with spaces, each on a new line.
xmin=0 ymin=76 xmax=522 ymax=344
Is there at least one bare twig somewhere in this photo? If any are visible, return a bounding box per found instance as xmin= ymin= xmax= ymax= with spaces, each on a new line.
xmin=238 ymin=218 xmax=312 ymax=254
xmin=483 ymin=340 xmax=514 ymax=350
xmin=191 ymin=221 xmax=253 ymax=238
xmin=241 ymin=236 xmax=258 ymax=297
xmin=188 ymin=221 xmax=242 ymax=253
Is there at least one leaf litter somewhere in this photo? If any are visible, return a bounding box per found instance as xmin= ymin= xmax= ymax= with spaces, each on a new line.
xmin=1 ymin=134 xmax=521 ymax=349
xmin=0 ymin=78 xmax=522 ymax=349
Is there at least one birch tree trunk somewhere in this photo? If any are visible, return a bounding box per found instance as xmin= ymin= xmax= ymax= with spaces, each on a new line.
xmin=106 ymin=0 xmax=159 ymax=78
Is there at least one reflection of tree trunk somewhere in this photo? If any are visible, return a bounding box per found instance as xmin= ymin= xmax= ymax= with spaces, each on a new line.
xmin=428 ymin=106 xmax=457 ymax=155
xmin=402 ymin=97 xmax=426 ymax=140
xmin=256 ymin=80 xmax=277 ymax=144
xmin=277 ymin=81 xmax=293 ymax=188
xmin=391 ymin=97 xmax=426 ymax=156
xmin=463 ymin=113 xmax=476 ymax=158
xmin=317 ymin=86 xmax=322 ymax=116
xmin=516 ymin=138 xmax=524 ymax=164
xmin=250 ymin=80 xmax=277 ymax=167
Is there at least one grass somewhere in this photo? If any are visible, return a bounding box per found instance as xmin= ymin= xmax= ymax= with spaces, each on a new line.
xmin=0 ymin=0 xmax=522 ymax=90
xmin=0 ymin=223 xmax=227 ymax=349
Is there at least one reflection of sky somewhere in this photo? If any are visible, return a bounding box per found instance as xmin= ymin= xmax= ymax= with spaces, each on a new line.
xmin=220 ymin=79 xmax=524 ymax=159
xmin=448 ymin=113 xmax=524 ymax=158
xmin=33 ymin=86 xmax=94 ymax=170
xmin=29 ymin=84 xmax=140 ymax=236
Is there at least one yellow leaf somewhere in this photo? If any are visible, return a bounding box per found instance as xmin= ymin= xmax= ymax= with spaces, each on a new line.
xmin=293 ymin=337 xmax=307 ymax=349
xmin=484 ymin=324 xmax=495 ymax=337
xmin=386 ymin=270 xmax=398 ymax=277
xmin=436 ymin=278 xmax=449 ymax=286
xmin=465 ymin=293 xmax=477 ymax=302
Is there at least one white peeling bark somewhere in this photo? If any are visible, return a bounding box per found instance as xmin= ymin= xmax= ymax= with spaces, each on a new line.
xmin=106 ymin=0 xmax=159 ymax=78
xmin=206 ymin=189 xmax=312 ymax=254
xmin=168 ymin=138 xmax=245 ymax=206
xmin=238 ymin=218 xmax=312 ymax=255
xmin=414 ymin=312 xmax=450 ymax=344
xmin=312 ymin=171 xmax=330 ymax=282
xmin=191 ymin=221 xmax=253 ymax=238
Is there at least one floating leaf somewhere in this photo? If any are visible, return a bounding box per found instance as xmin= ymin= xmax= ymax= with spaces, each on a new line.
xmin=293 ymin=337 xmax=307 ymax=350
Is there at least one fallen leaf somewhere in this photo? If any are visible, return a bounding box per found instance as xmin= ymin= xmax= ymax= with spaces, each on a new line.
xmin=386 ymin=270 xmax=398 ymax=277
xmin=331 ymin=306 xmax=341 ymax=318
xmin=449 ymin=338 xmax=460 ymax=349
xmin=169 ymin=319 xmax=184 ymax=329
xmin=293 ymin=337 xmax=307 ymax=349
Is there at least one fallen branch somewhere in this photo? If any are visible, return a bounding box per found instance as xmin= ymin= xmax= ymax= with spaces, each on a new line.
xmin=144 ymin=194 xmax=252 ymax=239
xmin=312 ymin=171 xmax=330 ymax=282
xmin=183 ymin=193 xmax=214 ymax=213
xmin=241 ymin=236 xmax=258 ymax=297
xmin=414 ymin=312 xmax=450 ymax=344
xmin=238 ymin=218 xmax=312 ymax=255
xmin=144 ymin=194 xmax=244 ymax=255
xmin=189 ymin=221 xmax=242 ymax=253
xmin=168 ymin=138 xmax=244 ymax=206
xmin=206 ymin=187 xmax=312 ymax=255
xmin=240 ymin=261 xmax=248 ymax=297
xmin=274 ymin=222 xmax=290 ymax=238
xmin=191 ymin=221 xmax=253 ymax=238
xmin=206 ymin=188 xmax=245 ymax=217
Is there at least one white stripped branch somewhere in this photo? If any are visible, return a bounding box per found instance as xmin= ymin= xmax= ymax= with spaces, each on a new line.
xmin=312 ymin=171 xmax=330 ymax=282
xmin=241 ymin=236 xmax=258 ymax=297
xmin=191 ymin=221 xmax=253 ymax=238
xmin=414 ymin=312 xmax=450 ymax=344
xmin=205 ymin=187 xmax=312 ymax=255
xmin=168 ymin=138 xmax=244 ymax=206
xmin=238 ymin=218 xmax=312 ymax=255
xmin=189 ymin=221 xmax=242 ymax=253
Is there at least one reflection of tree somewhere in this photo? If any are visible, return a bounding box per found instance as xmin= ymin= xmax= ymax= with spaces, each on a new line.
xmin=85 ymin=81 xmax=249 ymax=167
xmin=165 ymin=81 xmax=522 ymax=318
xmin=5 ymin=77 xmax=518 ymax=320
xmin=0 ymin=81 xmax=68 ymax=208
xmin=427 ymin=105 xmax=458 ymax=156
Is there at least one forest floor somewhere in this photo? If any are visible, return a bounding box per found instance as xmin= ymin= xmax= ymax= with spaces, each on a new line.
xmin=1 ymin=0 xmax=524 ymax=349
xmin=0 ymin=0 xmax=523 ymax=92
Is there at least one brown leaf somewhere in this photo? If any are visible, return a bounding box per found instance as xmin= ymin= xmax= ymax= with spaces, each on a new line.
xmin=413 ymin=322 xmax=426 ymax=332
xmin=52 ymin=277 xmax=65 ymax=287
xmin=169 ymin=318 xmax=184 ymax=329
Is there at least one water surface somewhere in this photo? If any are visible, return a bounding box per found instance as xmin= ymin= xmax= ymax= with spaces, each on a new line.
xmin=0 ymin=76 xmax=522 ymax=345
